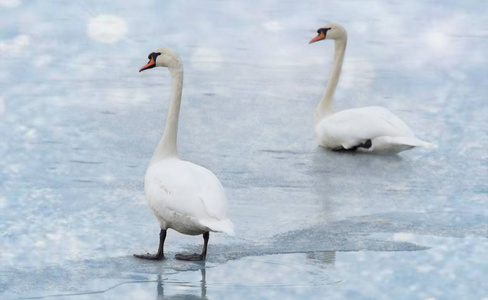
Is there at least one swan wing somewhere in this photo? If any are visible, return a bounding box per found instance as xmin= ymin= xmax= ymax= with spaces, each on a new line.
xmin=316 ymin=106 xmax=418 ymax=149
xmin=370 ymin=136 xmax=436 ymax=153
xmin=145 ymin=159 xmax=234 ymax=234
xmin=190 ymin=162 xmax=235 ymax=234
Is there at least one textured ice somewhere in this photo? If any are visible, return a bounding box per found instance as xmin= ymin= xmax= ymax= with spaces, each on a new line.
xmin=1 ymin=0 xmax=488 ymax=299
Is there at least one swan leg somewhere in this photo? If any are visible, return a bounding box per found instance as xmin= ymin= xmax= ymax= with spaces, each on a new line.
xmin=175 ymin=232 xmax=209 ymax=261
xmin=332 ymin=145 xmax=358 ymax=151
xmin=360 ymin=139 xmax=372 ymax=149
xmin=134 ymin=229 xmax=166 ymax=260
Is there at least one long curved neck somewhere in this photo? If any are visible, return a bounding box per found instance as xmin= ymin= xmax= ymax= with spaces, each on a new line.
xmin=314 ymin=38 xmax=347 ymax=125
xmin=151 ymin=65 xmax=184 ymax=163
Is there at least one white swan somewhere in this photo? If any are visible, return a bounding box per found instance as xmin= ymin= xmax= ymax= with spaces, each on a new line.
xmin=309 ymin=23 xmax=435 ymax=154
xmin=134 ymin=48 xmax=234 ymax=261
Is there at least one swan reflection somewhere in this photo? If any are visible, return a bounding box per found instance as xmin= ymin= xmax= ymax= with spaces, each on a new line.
xmin=157 ymin=268 xmax=208 ymax=300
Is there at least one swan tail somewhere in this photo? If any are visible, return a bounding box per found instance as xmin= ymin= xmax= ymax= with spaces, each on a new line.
xmin=389 ymin=137 xmax=436 ymax=149
xmin=202 ymin=218 xmax=235 ymax=236
xmin=418 ymin=141 xmax=437 ymax=149
xmin=370 ymin=136 xmax=437 ymax=153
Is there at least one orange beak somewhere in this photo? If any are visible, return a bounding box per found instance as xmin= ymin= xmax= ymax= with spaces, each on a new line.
xmin=309 ymin=31 xmax=326 ymax=44
xmin=139 ymin=57 xmax=155 ymax=72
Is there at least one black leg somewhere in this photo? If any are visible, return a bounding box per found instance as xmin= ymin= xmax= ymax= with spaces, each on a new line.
xmin=134 ymin=229 xmax=166 ymax=260
xmin=332 ymin=139 xmax=371 ymax=152
xmin=333 ymin=145 xmax=358 ymax=151
xmin=359 ymin=139 xmax=372 ymax=149
xmin=175 ymin=232 xmax=209 ymax=261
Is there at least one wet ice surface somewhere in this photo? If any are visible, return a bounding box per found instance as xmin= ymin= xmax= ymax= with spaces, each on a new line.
xmin=1 ymin=0 xmax=488 ymax=299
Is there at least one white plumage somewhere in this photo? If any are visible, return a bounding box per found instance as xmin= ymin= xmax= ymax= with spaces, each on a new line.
xmin=145 ymin=158 xmax=234 ymax=236
xmin=310 ymin=23 xmax=435 ymax=154
xmin=134 ymin=47 xmax=233 ymax=261
xmin=315 ymin=106 xmax=434 ymax=153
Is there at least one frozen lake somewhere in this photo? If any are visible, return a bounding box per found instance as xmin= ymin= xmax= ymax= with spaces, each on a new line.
xmin=1 ymin=0 xmax=487 ymax=299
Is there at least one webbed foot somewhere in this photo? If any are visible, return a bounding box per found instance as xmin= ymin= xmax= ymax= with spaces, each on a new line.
xmin=175 ymin=253 xmax=205 ymax=261
xmin=134 ymin=252 xmax=165 ymax=260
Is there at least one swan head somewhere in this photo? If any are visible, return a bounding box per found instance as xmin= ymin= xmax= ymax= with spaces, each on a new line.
xmin=309 ymin=23 xmax=347 ymax=43
xmin=139 ymin=47 xmax=182 ymax=72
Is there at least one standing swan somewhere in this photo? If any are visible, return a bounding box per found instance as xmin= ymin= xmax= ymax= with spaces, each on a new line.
xmin=309 ymin=23 xmax=434 ymax=153
xmin=134 ymin=48 xmax=234 ymax=261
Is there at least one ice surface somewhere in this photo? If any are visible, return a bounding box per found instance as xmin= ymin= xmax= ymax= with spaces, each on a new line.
xmin=1 ymin=0 xmax=487 ymax=299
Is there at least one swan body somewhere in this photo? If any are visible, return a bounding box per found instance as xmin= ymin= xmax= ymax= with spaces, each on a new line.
xmin=310 ymin=23 xmax=434 ymax=154
xmin=145 ymin=158 xmax=234 ymax=236
xmin=315 ymin=106 xmax=433 ymax=153
xmin=134 ymin=48 xmax=233 ymax=261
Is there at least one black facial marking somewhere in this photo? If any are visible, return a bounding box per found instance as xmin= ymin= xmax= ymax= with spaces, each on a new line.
xmin=148 ymin=52 xmax=161 ymax=60
xmin=319 ymin=27 xmax=332 ymax=37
